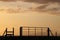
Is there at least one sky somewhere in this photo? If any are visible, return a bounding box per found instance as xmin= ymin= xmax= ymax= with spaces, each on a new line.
xmin=0 ymin=0 xmax=60 ymax=36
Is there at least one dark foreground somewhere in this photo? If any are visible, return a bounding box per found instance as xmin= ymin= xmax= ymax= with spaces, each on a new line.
xmin=0 ymin=36 xmax=60 ymax=40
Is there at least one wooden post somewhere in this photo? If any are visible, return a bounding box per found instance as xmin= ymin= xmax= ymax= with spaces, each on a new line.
xmin=6 ymin=28 xmax=7 ymax=36
xmin=20 ymin=27 xmax=23 ymax=36
xmin=47 ymin=28 xmax=50 ymax=36
xmin=13 ymin=28 xmax=14 ymax=36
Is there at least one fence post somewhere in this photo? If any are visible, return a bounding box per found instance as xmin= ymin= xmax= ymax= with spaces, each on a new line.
xmin=6 ymin=28 xmax=7 ymax=36
xmin=13 ymin=28 xmax=14 ymax=36
xmin=20 ymin=27 xmax=23 ymax=36
xmin=47 ymin=28 xmax=50 ymax=36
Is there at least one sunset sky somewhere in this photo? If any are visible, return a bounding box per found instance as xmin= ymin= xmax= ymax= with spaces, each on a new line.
xmin=0 ymin=0 xmax=60 ymax=36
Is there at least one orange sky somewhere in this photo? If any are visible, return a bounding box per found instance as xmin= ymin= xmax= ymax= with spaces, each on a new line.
xmin=0 ymin=1 xmax=60 ymax=36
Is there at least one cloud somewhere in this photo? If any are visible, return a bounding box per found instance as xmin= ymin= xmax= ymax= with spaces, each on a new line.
xmin=20 ymin=0 xmax=60 ymax=4
xmin=0 ymin=1 xmax=41 ymax=13
xmin=0 ymin=0 xmax=16 ymax=2
xmin=33 ymin=2 xmax=60 ymax=15
xmin=35 ymin=4 xmax=48 ymax=10
xmin=0 ymin=0 xmax=60 ymax=15
xmin=0 ymin=0 xmax=60 ymax=3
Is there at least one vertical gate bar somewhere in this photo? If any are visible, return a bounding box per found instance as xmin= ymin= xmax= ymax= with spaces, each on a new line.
xmin=41 ymin=28 xmax=43 ymax=36
xmin=28 ymin=27 xmax=29 ymax=36
xmin=47 ymin=28 xmax=50 ymax=36
xmin=20 ymin=27 xmax=23 ymax=36
xmin=35 ymin=27 xmax=36 ymax=36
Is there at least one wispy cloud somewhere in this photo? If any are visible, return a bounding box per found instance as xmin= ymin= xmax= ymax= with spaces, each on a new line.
xmin=0 ymin=1 xmax=60 ymax=15
xmin=0 ymin=0 xmax=18 ymax=2
xmin=33 ymin=2 xmax=60 ymax=15
xmin=0 ymin=1 xmax=39 ymax=13
xmin=19 ymin=0 xmax=60 ymax=4
xmin=1 ymin=0 xmax=60 ymax=3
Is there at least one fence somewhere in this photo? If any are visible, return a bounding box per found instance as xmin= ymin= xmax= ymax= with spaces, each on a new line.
xmin=3 ymin=28 xmax=14 ymax=36
xmin=2 ymin=26 xmax=56 ymax=36
xmin=20 ymin=27 xmax=54 ymax=36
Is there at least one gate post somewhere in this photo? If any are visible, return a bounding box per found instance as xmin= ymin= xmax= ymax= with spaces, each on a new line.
xmin=6 ymin=28 xmax=7 ymax=36
xmin=13 ymin=28 xmax=14 ymax=36
xmin=20 ymin=27 xmax=23 ymax=36
xmin=47 ymin=28 xmax=50 ymax=36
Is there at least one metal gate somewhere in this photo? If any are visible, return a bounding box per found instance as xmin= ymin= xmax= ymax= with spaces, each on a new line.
xmin=20 ymin=27 xmax=54 ymax=36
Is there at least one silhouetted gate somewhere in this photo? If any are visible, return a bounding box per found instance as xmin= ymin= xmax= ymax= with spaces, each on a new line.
xmin=3 ymin=28 xmax=14 ymax=36
xmin=20 ymin=27 xmax=54 ymax=36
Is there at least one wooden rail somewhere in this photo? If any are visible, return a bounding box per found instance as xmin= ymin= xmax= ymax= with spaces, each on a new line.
xmin=2 ymin=28 xmax=14 ymax=36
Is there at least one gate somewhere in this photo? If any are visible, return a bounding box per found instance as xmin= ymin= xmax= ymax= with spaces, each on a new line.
xmin=20 ymin=27 xmax=54 ymax=36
